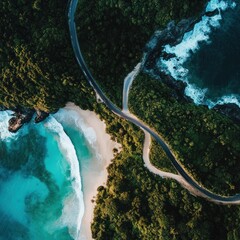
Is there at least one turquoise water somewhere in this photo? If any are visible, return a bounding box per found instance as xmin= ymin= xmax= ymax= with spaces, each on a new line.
xmin=0 ymin=109 xmax=93 ymax=240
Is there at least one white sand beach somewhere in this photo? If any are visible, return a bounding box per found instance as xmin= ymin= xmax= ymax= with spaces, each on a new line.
xmin=63 ymin=103 xmax=121 ymax=240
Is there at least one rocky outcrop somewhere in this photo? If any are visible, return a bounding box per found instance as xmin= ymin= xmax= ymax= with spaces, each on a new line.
xmin=159 ymin=72 xmax=193 ymax=103
xmin=144 ymin=17 xmax=200 ymax=71
xmin=144 ymin=7 xmax=220 ymax=69
xmin=8 ymin=108 xmax=35 ymax=133
xmin=0 ymin=105 xmax=7 ymax=111
xmin=213 ymin=103 xmax=240 ymax=124
xmin=143 ymin=4 xmax=223 ymax=80
xmin=142 ymin=5 xmax=240 ymax=124
xmin=205 ymin=8 xmax=220 ymax=17
xmin=7 ymin=107 xmax=50 ymax=133
xmin=142 ymin=13 xmax=208 ymax=104
xmin=34 ymin=110 xmax=49 ymax=123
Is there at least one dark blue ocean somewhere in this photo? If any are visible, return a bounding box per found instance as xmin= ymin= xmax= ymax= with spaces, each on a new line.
xmin=184 ymin=1 xmax=240 ymax=105
xmin=160 ymin=0 xmax=240 ymax=107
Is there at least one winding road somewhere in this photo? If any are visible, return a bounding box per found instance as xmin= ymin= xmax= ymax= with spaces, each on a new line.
xmin=68 ymin=0 xmax=240 ymax=204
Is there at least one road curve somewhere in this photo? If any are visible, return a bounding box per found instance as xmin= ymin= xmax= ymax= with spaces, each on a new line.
xmin=68 ymin=0 xmax=240 ymax=204
xmin=122 ymin=62 xmax=142 ymax=112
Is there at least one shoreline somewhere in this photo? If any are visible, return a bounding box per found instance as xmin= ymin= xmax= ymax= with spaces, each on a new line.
xmin=144 ymin=0 xmax=240 ymax=110
xmin=63 ymin=103 xmax=121 ymax=240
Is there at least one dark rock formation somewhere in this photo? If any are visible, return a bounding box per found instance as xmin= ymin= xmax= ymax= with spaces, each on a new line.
xmin=159 ymin=72 xmax=193 ymax=103
xmin=144 ymin=6 xmax=220 ymax=65
xmin=142 ymin=4 xmax=240 ymax=125
xmin=213 ymin=103 xmax=240 ymax=124
xmin=1 ymin=104 xmax=53 ymax=133
xmin=144 ymin=6 xmax=219 ymax=71
xmin=205 ymin=8 xmax=220 ymax=17
xmin=8 ymin=108 xmax=35 ymax=133
xmin=7 ymin=107 xmax=52 ymax=132
xmin=0 ymin=105 xmax=7 ymax=111
xmin=144 ymin=17 xmax=200 ymax=71
xmin=35 ymin=110 xmax=49 ymax=123
xmin=143 ymin=3 xmax=223 ymax=78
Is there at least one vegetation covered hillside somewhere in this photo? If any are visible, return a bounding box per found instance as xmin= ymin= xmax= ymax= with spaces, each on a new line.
xmin=76 ymin=0 xmax=207 ymax=104
xmin=2 ymin=0 xmax=240 ymax=240
xmin=129 ymin=74 xmax=240 ymax=196
xmin=0 ymin=0 xmax=206 ymax=110
xmin=0 ymin=0 xmax=93 ymax=111
xmin=92 ymin=151 xmax=240 ymax=240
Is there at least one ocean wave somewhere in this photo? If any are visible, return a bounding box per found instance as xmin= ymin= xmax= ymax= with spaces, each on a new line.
xmin=0 ymin=111 xmax=18 ymax=141
xmin=0 ymin=111 xmax=31 ymax=142
xmin=54 ymin=108 xmax=101 ymax=162
xmin=0 ymin=110 xmax=85 ymax=239
xmin=158 ymin=0 xmax=239 ymax=107
xmin=209 ymin=94 xmax=240 ymax=108
xmin=44 ymin=116 xmax=84 ymax=239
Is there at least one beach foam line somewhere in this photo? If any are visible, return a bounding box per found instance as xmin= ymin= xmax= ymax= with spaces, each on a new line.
xmin=53 ymin=108 xmax=101 ymax=162
xmin=0 ymin=111 xmax=18 ymax=141
xmin=54 ymin=104 xmax=121 ymax=240
xmin=0 ymin=111 xmax=31 ymax=142
xmin=44 ymin=116 xmax=84 ymax=240
xmin=158 ymin=0 xmax=238 ymax=107
xmin=209 ymin=94 xmax=240 ymax=108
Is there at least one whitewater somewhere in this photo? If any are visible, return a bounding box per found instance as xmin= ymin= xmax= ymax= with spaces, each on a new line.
xmin=1 ymin=0 xmax=239 ymax=239
xmin=0 ymin=109 xmax=98 ymax=239
xmin=158 ymin=0 xmax=239 ymax=108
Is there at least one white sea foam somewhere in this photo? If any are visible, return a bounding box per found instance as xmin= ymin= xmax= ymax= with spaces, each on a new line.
xmin=0 ymin=111 xmax=17 ymax=141
xmin=206 ymin=0 xmax=236 ymax=11
xmin=0 ymin=111 xmax=31 ymax=142
xmin=54 ymin=109 xmax=101 ymax=161
xmin=158 ymin=0 xmax=238 ymax=107
xmin=211 ymin=94 xmax=240 ymax=108
xmin=185 ymin=83 xmax=208 ymax=105
xmin=44 ymin=116 xmax=84 ymax=240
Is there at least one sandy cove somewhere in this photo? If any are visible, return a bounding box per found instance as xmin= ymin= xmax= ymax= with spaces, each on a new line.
xmin=63 ymin=103 xmax=121 ymax=240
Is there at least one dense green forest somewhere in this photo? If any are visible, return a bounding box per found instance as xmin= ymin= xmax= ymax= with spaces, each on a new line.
xmin=150 ymin=139 xmax=178 ymax=174
xmin=92 ymin=152 xmax=240 ymax=240
xmin=76 ymin=0 xmax=207 ymax=104
xmin=2 ymin=0 xmax=240 ymax=239
xmin=129 ymin=74 xmax=240 ymax=196
xmin=0 ymin=0 xmax=94 ymax=111
xmin=0 ymin=0 xmax=206 ymax=110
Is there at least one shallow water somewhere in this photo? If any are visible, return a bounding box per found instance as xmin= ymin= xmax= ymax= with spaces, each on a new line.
xmin=0 ymin=110 xmax=93 ymax=240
